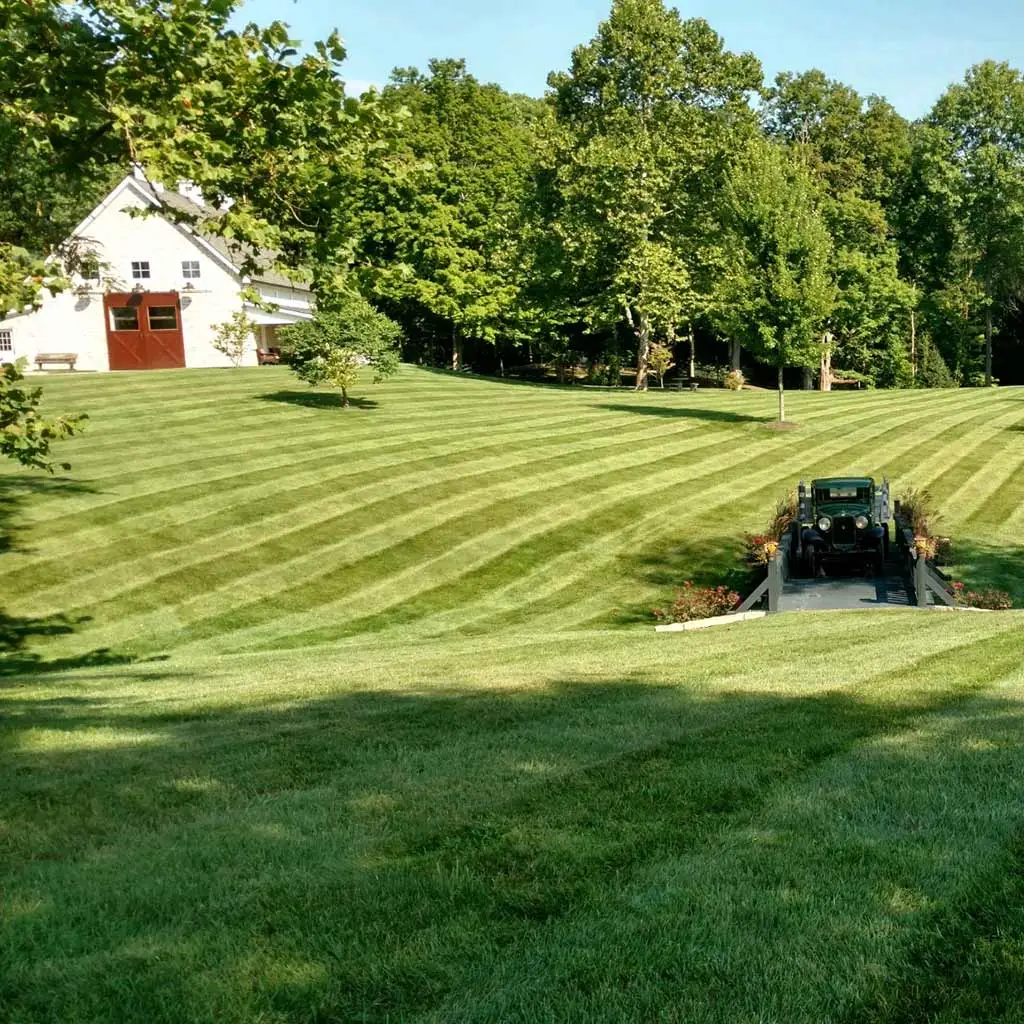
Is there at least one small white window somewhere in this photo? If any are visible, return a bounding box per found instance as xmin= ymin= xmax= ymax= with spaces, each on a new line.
xmin=181 ymin=260 xmax=201 ymax=280
xmin=131 ymin=261 xmax=151 ymax=280
xmin=81 ymin=259 xmax=101 ymax=282
xmin=0 ymin=330 xmax=12 ymax=353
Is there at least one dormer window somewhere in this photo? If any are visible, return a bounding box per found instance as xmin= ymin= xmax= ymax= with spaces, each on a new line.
xmin=80 ymin=258 xmax=101 ymax=283
xmin=131 ymin=261 xmax=151 ymax=280
xmin=181 ymin=260 xmax=201 ymax=280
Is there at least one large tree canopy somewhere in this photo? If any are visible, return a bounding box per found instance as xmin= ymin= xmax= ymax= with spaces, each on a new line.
xmin=0 ymin=0 xmax=403 ymax=313
xmin=545 ymin=2 xmax=762 ymax=389
xmin=7 ymin=0 xmax=1024 ymax=390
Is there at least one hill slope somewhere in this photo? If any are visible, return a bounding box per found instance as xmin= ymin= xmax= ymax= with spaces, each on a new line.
xmin=2 ymin=367 xmax=1022 ymax=662
xmin=3 ymin=368 xmax=1024 ymax=1023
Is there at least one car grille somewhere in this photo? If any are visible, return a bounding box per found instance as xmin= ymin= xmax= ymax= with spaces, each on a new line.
xmin=832 ymin=515 xmax=856 ymax=546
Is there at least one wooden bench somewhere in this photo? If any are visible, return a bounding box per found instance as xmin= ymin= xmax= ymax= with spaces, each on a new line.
xmin=35 ymin=352 xmax=77 ymax=371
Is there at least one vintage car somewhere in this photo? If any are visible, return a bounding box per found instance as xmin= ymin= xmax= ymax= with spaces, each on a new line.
xmin=795 ymin=477 xmax=891 ymax=576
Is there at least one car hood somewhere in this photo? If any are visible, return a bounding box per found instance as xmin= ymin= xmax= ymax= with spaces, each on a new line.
xmin=816 ymin=503 xmax=870 ymax=518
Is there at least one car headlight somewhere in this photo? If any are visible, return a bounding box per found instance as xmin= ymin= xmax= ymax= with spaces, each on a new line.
xmin=817 ymin=516 xmax=832 ymax=531
xmin=855 ymin=515 xmax=869 ymax=530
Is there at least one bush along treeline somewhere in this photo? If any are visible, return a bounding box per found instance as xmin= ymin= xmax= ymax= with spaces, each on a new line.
xmin=7 ymin=0 xmax=1024 ymax=415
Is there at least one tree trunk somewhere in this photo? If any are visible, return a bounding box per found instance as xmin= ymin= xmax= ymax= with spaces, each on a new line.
xmin=451 ymin=326 xmax=462 ymax=372
xmin=627 ymin=306 xmax=650 ymax=391
xmin=527 ymin=339 xmax=533 ymax=365
xmin=499 ymin=351 xmax=505 ymax=378
xmin=819 ymin=346 xmax=832 ymax=392
xmin=802 ymin=367 xmax=813 ymax=390
xmin=730 ymin=339 xmax=742 ymax=373
xmin=910 ymin=309 xmax=916 ymax=379
xmin=985 ymin=307 xmax=993 ymax=386
xmin=687 ymin=322 xmax=696 ymax=381
xmin=341 ymin=386 xmax=349 ymax=409
xmin=777 ymin=364 xmax=785 ymax=422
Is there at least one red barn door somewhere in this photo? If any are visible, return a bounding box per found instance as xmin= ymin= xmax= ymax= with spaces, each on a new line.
xmin=104 ymin=292 xmax=186 ymax=370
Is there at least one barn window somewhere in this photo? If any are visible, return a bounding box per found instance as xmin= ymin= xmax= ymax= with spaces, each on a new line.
xmin=148 ymin=306 xmax=178 ymax=331
xmin=181 ymin=260 xmax=201 ymax=280
xmin=0 ymin=330 xmax=12 ymax=353
xmin=110 ymin=307 xmax=140 ymax=331
xmin=131 ymin=261 xmax=151 ymax=280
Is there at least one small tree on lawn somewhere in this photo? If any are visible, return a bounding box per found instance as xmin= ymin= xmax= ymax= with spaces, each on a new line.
xmin=211 ymin=311 xmax=256 ymax=368
xmin=647 ymin=342 xmax=675 ymax=388
xmin=719 ymin=139 xmax=835 ymax=422
xmin=1 ymin=360 xmax=85 ymax=471
xmin=281 ymin=296 xmax=401 ymax=407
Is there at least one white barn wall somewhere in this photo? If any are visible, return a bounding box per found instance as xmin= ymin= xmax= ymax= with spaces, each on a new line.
xmin=0 ymin=179 xmax=300 ymax=371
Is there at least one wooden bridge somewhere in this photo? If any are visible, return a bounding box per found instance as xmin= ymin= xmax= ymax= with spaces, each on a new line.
xmin=735 ymin=520 xmax=957 ymax=615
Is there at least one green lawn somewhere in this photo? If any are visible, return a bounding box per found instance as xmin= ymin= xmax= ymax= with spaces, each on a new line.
xmin=2 ymin=368 xmax=1024 ymax=1022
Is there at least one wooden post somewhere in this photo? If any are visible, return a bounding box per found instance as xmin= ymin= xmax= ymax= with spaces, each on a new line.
xmin=914 ymin=553 xmax=928 ymax=608
xmin=768 ymin=554 xmax=782 ymax=613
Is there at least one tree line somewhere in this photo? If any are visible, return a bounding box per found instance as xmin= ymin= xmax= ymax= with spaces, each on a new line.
xmin=5 ymin=0 xmax=1024 ymax=421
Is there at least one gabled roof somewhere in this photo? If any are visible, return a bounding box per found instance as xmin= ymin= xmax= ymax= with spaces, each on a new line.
xmin=71 ymin=174 xmax=312 ymax=293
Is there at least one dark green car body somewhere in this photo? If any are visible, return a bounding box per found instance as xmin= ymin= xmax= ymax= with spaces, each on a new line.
xmin=796 ymin=477 xmax=891 ymax=574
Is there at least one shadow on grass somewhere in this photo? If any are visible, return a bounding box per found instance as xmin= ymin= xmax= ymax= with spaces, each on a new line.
xmin=948 ymin=540 xmax=1024 ymax=605
xmin=611 ymin=533 xmax=757 ymax=624
xmin=0 ymin=474 xmax=99 ymax=555
xmin=0 ymin=609 xmax=164 ymax=680
xmin=3 ymin=636 xmax=1024 ymax=1021
xmin=256 ymin=391 xmax=378 ymax=411
xmin=412 ymin=364 xmax=587 ymax=391
xmin=595 ymin=402 xmax=772 ymax=424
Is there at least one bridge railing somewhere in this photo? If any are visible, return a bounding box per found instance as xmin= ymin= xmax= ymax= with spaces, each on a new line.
xmin=735 ymin=530 xmax=791 ymax=615
xmin=895 ymin=518 xmax=957 ymax=608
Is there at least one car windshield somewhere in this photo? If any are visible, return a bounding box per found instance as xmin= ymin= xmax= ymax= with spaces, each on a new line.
xmin=815 ymin=486 xmax=871 ymax=503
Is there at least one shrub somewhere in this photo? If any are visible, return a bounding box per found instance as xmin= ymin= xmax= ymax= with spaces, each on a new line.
xmin=917 ymin=337 xmax=957 ymax=388
xmin=648 ymin=343 xmax=674 ymax=387
xmin=281 ymin=295 xmax=401 ymax=407
xmin=724 ymin=369 xmax=745 ymax=390
xmin=898 ymin=487 xmax=939 ymax=540
xmin=743 ymin=491 xmax=797 ymax=566
xmin=653 ymin=582 xmax=740 ymax=623
xmin=605 ymin=354 xmax=623 ymax=387
xmin=951 ymin=581 xmax=1014 ymax=610
xmin=211 ymin=310 xmax=256 ymax=367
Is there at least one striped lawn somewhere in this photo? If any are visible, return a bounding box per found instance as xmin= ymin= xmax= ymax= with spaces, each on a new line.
xmin=3 ymin=368 xmax=1024 ymax=1023
xmin=3 ymin=368 xmax=1023 ymax=660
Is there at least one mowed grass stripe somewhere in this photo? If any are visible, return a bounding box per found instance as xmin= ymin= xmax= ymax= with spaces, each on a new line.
xmin=458 ymin=396 xmax=1024 ymax=638
xmin=219 ymin=392 xmax=998 ymax=651
xmin=236 ymin=391 xmax=982 ymax=651
xmin=3 ymin=373 xmax=1017 ymax=663
xmin=6 ymin=410 xmax=698 ymax=597
xmin=911 ymin=405 xmax=1024 ymax=512
xmin=965 ymin=446 xmax=1024 ymax=529
xmin=50 ymin=426 xmax=774 ymax=647
xmin=12 ymin=401 xmax=625 ymax=528
xmin=193 ymin=392 xmax=962 ymax=652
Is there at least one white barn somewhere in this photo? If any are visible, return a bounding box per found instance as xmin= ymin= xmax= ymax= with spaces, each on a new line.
xmin=0 ymin=172 xmax=313 ymax=372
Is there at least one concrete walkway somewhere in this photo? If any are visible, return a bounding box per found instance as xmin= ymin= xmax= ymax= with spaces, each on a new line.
xmin=778 ymin=573 xmax=914 ymax=612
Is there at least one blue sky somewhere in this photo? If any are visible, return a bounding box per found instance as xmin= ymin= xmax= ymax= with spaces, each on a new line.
xmin=237 ymin=0 xmax=1024 ymax=117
